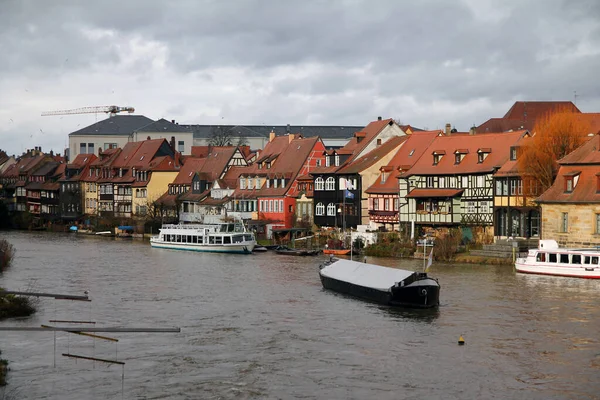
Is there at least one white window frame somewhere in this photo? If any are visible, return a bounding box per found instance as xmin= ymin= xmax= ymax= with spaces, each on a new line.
xmin=325 ymin=177 xmax=335 ymax=191
xmin=316 ymin=202 xmax=325 ymax=216
xmin=315 ymin=178 xmax=324 ymax=191
xmin=327 ymin=203 xmax=336 ymax=216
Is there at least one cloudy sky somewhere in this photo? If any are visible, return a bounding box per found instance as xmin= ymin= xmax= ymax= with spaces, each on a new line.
xmin=1 ymin=0 xmax=599 ymax=156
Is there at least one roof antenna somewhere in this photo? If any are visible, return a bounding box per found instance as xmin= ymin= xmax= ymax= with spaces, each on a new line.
xmin=574 ymin=90 xmax=578 ymax=106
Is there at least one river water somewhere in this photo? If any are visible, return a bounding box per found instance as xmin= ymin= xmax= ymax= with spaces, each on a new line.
xmin=0 ymin=231 xmax=599 ymax=400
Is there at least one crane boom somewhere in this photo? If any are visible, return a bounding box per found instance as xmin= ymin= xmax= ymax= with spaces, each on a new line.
xmin=41 ymin=105 xmax=135 ymax=117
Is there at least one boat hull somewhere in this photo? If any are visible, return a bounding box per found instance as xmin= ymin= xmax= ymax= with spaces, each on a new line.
xmin=515 ymin=262 xmax=600 ymax=279
xmin=323 ymin=249 xmax=351 ymax=256
xmin=319 ymin=273 xmax=440 ymax=308
xmin=150 ymin=240 xmax=254 ymax=254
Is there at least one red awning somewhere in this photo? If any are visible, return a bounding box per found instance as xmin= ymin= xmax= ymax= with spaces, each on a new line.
xmin=405 ymin=189 xmax=464 ymax=198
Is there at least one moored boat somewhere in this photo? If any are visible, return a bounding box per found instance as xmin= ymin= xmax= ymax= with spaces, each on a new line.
xmin=323 ymin=249 xmax=351 ymax=256
xmin=150 ymin=222 xmax=256 ymax=254
xmin=275 ymin=246 xmax=320 ymax=256
xmin=515 ymin=239 xmax=600 ymax=279
xmin=319 ymin=258 xmax=440 ymax=308
xmin=253 ymin=246 xmax=268 ymax=252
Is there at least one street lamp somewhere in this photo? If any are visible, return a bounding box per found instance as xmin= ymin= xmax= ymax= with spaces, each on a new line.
xmin=337 ymin=207 xmax=342 ymax=230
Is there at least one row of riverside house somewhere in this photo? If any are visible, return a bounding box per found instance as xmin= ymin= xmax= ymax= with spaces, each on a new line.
xmin=2 ymin=101 xmax=600 ymax=246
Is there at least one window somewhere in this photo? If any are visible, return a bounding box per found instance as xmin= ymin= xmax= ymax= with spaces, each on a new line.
xmin=274 ymin=200 xmax=279 ymax=212
xmin=373 ymin=198 xmax=379 ymax=210
xmin=561 ymin=212 xmax=568 ymax=232
xmin=455 ymin=154 xmax=461 ymax=164
xmin=247 ymin=177 xmax=253 ymax=189
xmin=255 ymin=178 xmax=260 ymax=189
xmin=596 ymin=214 xmax=600 ymax=234
xmin=426 ymin=177 xmax=434 ymax=188
xmin=316 ymin=202 xmax=325 ymax=216
xmin=266 ymin=179 xmax=270 ymax=188
xmin=240 ymin=178 xmax=246 ymax=190
xmin=560 ymin=253 xmax=569 ymax=263
xmin=466 ymin=201 xmax=476 ymax=214
xmin=376 ymin=139 xmax=382 ymax=146
xmin=478 ymin=153 xmax=485 ymax=163
xmin=381 ymin=172 xmax=387 ymax=184
xmin=325 ymin=177 xmax=335 ymax=191
xmin=279 ymin=200 xmax=283 ymax=212
xmin=384 ymin=198 xmax=390 ymax=211
xmin=326 ymin=203 xmax=336 ymax=216
xmin=178 ymin=141 xmax=184 ymax=152
xmin=335 ymin=155 xmax=340 ymax=166
xmin=269 ymin=200 xmax=273 ymax=212
xmin=495 ymin=180 xmax=502 ymax=196
xmin=433 ymin=154 xmax=441 ymax=165
xmin=462 ymin=176 xmax=468 ymax=188
xmin=536 ymin=252 xmax=546 ymax=262
xmin=510 ymin=147 xmax=517 ymax=161
xmin=480 ymin=202 xmax=489 ymax=214
xmin=439 ymin=177 xmax=446 ymax=188
xmin=548 ymin=253 xmax=557 ymax=263
xmin=80 ymin=143 xmax=86 ymax=154
xmin=325 ymin=156 xmax=330 ymax=167
xmin=315 ymin=177 xmax=324 ymax=191
xmin=565 ymin=177 xmax=573 ymax=193
xmin=281 ymin=178 xmax=285 ymax=187
xmin=510 ymin=179 xmax=518 ymax=195
xmin=571 ymin=254 xmax=581 ymax=264
xmin=394 ymin=198 xmax=399 ymax=211
xmin=88 ymin=143 xmax=94 ymax=154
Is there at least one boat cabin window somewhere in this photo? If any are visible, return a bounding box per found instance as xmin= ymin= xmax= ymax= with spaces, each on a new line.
xmin=215 ymin=236 xmax=223 ymax=244
xmin=571 ymin=254 xmax=582 ymax=264
xmin=192 ymin=236 xmax=197 ymax=244
xmin=233 ymin=235 xmax=244 ymax=243
xmin=560 ymin=254 xmax=569 ymax=263
xmin=187 ymin=235 xmax=192 ymax=243
xmin=224 ymin=236 xmax=231 ymax=244
xmin=176 ymin=235 xmax=182 ymax=243
xmin=209 ymin=236 xmax=215 ymax=244
xmin=548 ymin=253 xmax=557 ymax=263
xmin=244 ymin=234 xmax=253 ymax=241
xmin=536 ymin=252 xmax=546 ymax=262
xmin=584 ymin=256 xmax=599 ymax=264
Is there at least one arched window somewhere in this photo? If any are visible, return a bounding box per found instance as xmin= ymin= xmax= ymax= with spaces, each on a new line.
xmin=315 ymin=177 xmax=324 ymax=191
xmin=325 ymin=177 xmax=335 ymax=191
xmin=327 ymin=203 xmax=336 ymax=216
xmin=315 ymin=202 xmax=325 ymax=216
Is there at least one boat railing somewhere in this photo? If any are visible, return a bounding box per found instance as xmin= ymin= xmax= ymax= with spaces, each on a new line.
xmin=161 ymin=224 xmax=216 ymax=230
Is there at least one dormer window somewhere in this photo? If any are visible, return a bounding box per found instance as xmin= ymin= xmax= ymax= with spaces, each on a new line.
xmin=477 ymin=148 xmax=491 ymax=163
xmin=274 ymin=179 xmax=278 ymax=189
xmin=381 ymin=172 xmax=387 ymax=184
xmin=564 ymin=171 xmax=581 ymax=193
xmin=409 ymin=149 xmax=415 ymax=157
xmin=432 ymin=151 xmax=445 ymax=165
xmin=510 ymin=146 xmax=517 ymax=161
xmin=247 ymin=177 xmax=253 ymax=190
xmin=258 ymin=163 xmax=262 ymax=169
xmin=266 ymin=162 xmax=271 ymax=169
xmin=266 ymin=179 xmax=270 ymax=189
xmin=335 ymin=155 xmax=339 ymax=166
xmin=325 ymin=156 xmax=330 ymax=167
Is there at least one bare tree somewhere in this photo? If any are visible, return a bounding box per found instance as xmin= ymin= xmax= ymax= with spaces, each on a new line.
xmin=209 ymin=126 xmax=234 ymax=146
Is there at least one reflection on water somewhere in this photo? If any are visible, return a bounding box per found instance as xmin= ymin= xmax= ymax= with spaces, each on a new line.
xmin=0 ymin=231 xmax=599 ymax=399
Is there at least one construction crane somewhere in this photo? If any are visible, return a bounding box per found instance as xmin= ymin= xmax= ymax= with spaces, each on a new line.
xmin=41 ymin=105 xmax=135 ymax=117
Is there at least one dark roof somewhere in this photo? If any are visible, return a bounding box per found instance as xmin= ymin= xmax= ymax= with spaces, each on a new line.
xmin=69 ymin=115 xmax=154 ymax=136
xmin=180 ymin=124 xmax=364 ymax=140
xmin=32 ymin=161 xmax=59 ymax=176
xmin=477 ymin=101 xmax=581 ymax=133
xmin=136 ymin=118 xmax=189 ymax=133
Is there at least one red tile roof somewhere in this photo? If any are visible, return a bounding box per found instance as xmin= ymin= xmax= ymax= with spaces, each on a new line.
xmin=342 ymin=118 xmax=396 ymax=164
xmin=536 ymin=166 xmax=600 ymax=203
xmin=366 ymin=130 xmax=440 ymax=194
xmin=336 ymin=136 xmax=407 ymax=174
xmin=403 ymin=130 xmax=529 ymax=177
xmin=558 ymin=135 xmax=600 ymax=164
xmin=172 ymin=158 xmax=206 ymax=185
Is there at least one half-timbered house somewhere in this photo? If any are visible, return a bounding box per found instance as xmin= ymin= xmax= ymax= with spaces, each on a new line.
xmin=366 ymin=130 xmax=440 ymax=230
xmin=398 ymin=130 xmax=529 ymax=236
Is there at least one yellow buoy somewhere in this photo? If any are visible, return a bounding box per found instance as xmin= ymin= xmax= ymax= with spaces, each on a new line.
xmin=458 ymin=335 xmax=465 ymax=345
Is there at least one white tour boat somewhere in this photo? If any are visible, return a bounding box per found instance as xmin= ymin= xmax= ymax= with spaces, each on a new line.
xmin=515 ymin=239 xmax=600 ymax=279
xmin=150 ymin=222 xmax=256 ymax=254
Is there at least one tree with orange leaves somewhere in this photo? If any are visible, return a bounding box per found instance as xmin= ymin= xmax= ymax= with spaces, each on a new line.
xmin=518 ymin=108 xmax=591 ymax=192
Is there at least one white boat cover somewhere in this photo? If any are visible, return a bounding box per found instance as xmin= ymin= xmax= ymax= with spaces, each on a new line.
xmin=320 ymin=259 xmax=415 ymax=291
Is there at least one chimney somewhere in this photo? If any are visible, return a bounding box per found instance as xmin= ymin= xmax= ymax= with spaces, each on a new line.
xmin=170 ymin=136 xmax=176 ymax=152
xmin=171 ymin=119 xmax=175 ymax=124
xmin=50 ymin=150 xmax=54 ymax=157
xmin=288 ymin=133 xmax=295 ymax=143
xmin=286 ymin=124 xmax=291 ymax=133
xmin=377 ymin=116 xmax=382 ymax=121
xmin=469 ymin=126 xmax=476 ymax=135
xmin=98 ymin=147 xmax=103 ymax=155
xmin=147 ymin=136 xmax=151 ymax=140
xmin=445 ymin=123 xmax=451 ymax=136
xmin=269 ymin=130 xmax=276 ymax=142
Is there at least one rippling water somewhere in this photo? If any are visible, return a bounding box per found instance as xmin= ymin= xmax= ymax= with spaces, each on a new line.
xmin=1 ymin=231 xmax=599 ymax=399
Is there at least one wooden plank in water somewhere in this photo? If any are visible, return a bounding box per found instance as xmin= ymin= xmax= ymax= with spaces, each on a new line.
xmin=62 ymin=353 xmax=125 ymax=365
xmin=42 ymin=325 xmax=117 ymax=342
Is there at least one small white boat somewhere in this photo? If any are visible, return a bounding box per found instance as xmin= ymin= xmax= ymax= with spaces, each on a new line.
xmin=515 ymin=239 xmax=600 ymax=279
xmin=95 ymin=231 xmax=112 ymax=236
xmin=150 ymin=222 xmax=256 ymax=254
